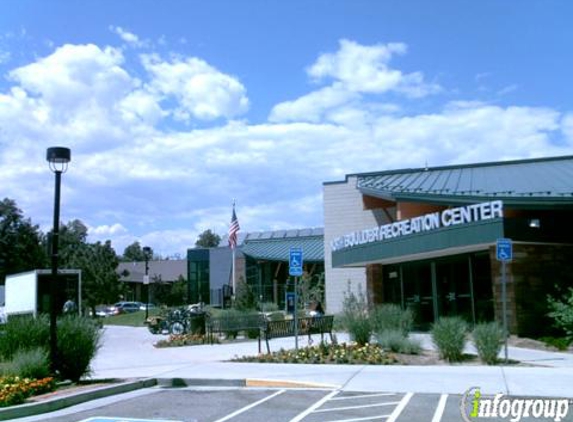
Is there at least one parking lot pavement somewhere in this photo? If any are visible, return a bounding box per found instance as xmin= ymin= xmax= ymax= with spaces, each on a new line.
xmin=13 ymin=387 xmax=573 ymax=422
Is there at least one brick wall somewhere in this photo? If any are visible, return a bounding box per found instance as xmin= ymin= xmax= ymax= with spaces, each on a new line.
xmin=490 ymin=243 xmax=573 ymax=336
xmin=323 ymin=176 xmax=392 ymax=313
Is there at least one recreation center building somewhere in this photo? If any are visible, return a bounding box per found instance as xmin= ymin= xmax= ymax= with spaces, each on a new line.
xmin=323 ymin=155 xmax=573 ymax=336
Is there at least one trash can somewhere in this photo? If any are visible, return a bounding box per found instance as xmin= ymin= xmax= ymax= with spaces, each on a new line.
xmin=188 ymin=311 xmax=206 ymax=335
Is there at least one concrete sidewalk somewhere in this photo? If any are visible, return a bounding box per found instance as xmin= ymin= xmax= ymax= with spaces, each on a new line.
xmin=90 ymin=326 xmax=573 ymax=398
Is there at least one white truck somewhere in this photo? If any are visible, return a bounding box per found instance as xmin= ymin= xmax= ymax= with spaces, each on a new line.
xmin=4 ymin=269 xmax=81 ymax=320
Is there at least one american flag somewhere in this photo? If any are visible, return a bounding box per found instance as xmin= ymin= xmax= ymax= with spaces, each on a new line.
xmin=228 ymin=204 xmax=240 ymax=249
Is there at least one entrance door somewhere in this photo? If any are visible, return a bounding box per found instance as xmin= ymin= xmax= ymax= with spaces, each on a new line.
xmin=435 ymin=258 xmax=474 ymax=324
xmin=402 ymin=263 xmax=434 ymax=330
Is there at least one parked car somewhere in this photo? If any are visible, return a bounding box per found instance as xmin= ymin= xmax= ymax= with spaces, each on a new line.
xmin=93 ymin=305 xmax=112 ymax=317
xmin=109 ymin=301 xmax=141 ymax=315
xmin=139 ymin=302 xmax=156 ymax=311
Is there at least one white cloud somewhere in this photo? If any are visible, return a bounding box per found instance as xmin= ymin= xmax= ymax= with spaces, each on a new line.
xmin=9 ymin=44 xmax=132 ymax=109
xmin=498 ymin=84 xmax=518 ymax=96
xmin=561 ymin=113 xmax=573 ymax=142
xmin=118 ymin=89 xmax=165 ymax=125
xmin=141 ymin=54 xmax=249 ymax=121
xmin=269 ymin=83 xmax=357 ymax=123
xmin=90 ymin=223 xmax=128 ymax=236
xmin=307 ymin=39 xmax=440 ymax=97
xmin=0 ymin=39 xmax=572 ymax=257
xmin=270 ymin=39 xmax=440 ymax=124
xmin=109 ymin=26 xmax=143 ymax=47
xmin=0 ymin=50 xmax=10 ymax=64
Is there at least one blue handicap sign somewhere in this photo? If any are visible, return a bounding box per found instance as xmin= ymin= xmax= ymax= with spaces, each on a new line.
xmin=289 ymin=247 xmax=303 ymax=276
xmin=496 ymin=238 xmax=513 ymax=262
xmin=286 ymin=291 xmax=296 ymax=313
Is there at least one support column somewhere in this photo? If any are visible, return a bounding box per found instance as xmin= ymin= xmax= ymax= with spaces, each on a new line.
xmin=366 ymin=264 xmax=383 ymax=306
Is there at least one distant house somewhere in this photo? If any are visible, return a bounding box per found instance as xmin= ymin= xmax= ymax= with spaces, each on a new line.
xmin=117 ymin=259 xmax=187 ymax=302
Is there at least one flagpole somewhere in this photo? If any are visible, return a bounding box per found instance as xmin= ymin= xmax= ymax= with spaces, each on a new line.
xmin=232 ymin=246 xmax=236 ymax=303
xmin=231 ymin=199 xmax=237 ymax=305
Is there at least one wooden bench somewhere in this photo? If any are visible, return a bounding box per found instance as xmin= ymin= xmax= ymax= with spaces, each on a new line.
xmin=205 ymin=313 xmax=265 ymax=346
xmin=261 ymin=315 xmax=334 ymax=354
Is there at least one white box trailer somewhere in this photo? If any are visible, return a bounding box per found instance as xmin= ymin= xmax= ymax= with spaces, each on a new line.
xmin=5 ymin=269 xmax=81 ymax=319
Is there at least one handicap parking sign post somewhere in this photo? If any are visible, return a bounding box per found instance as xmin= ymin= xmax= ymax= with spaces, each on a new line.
xmin=289 ymin=247 xmax=303 ymax=352
xmin=496 ymin=238 xmax=513 ymax=262
xmin=496 ymin=238 xmax=512 ymax=363
xmin=289 ymin=248 xmax=303 ymax=276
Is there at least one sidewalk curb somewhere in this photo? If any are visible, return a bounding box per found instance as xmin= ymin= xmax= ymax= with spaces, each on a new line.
xmin=0 ymin=378 xmax=157 ymax=421
xmin=156 ymin=378 xmax=246 ymax=388
xmin=246 ymin=378 xmax=340 ymax=389
xmin=1 ymin=377 xmax=331 ymax=420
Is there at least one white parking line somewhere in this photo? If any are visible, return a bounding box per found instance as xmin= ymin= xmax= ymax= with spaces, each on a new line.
xmin=431 ymin=394 xmax=448 ymax=422
xmin=289 ymin=389 xmax=340 ymax=422
xmin=212 ymin=389 xmax=286 ymax=422
xmin=386 ymin=392 xmax=414 ymax=422
xmin=313 ymin=401 xmax=401 ymax=413
xmin=331 ymin=393 xmax=397 ymax=401
xmin=322 ymin=415 xmax=391 ymax=422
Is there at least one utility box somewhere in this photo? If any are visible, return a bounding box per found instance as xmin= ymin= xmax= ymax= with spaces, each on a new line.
xmin=5 ymin=269 xmax=81 ymax=319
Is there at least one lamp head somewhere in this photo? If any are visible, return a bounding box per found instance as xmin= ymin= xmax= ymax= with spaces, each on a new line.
xmin=46 ymin=147 xmax=71 ymax=173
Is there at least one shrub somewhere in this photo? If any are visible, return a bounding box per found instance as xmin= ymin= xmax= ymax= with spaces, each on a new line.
xmin=234 ymin=277 xmax=257 ymax=311
xmin=472 ymin=322 xmax=504 ymax=365
xmin=547 ymin=288 xmax=573 ymax=341
xmin=431 ymin=317 xmax=468 ymax=362
xmin=56 ymin=316 xmax=102 ymax=382
xmin=0 ymin=315 xmax=49 ymax=360
xmin=340 ymin=283 xmax=371 ymax=346
xmin=1 ymin=348 xmax=51 ymax=379
xmin=216 ymin=309 xmax=241 ymax=339
xmin=375 ymin=330 xmax=422 ymax=354
xmin=539 ymin=336 xmax=572 ymax=351
xmin=371 ymin=304 xmax=414 ymax=336
xmin=266 ymin=311 xmax=286 ymax=322
xmin=259 ymin=302 xmax=279 ymax=312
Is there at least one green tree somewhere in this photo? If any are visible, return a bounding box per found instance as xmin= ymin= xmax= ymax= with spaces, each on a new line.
xmin=58 ymin=219 xmax=89 ymax=263
xmin=234 ymin=276 xmax=257 ymax=311
xmin=195 ymin=229 xmax=221 ymax=248
xmin=64 ymin=240 xmax=125 ymax=315
xmin=297 ymin=272 xmax=325 ymax=310
xmin=152 ymin=275 xmax=188 ymax=306
xmin=55 ymin=220 xmax=124 ymax=315
xmin=0 ymin=198 xmax=47 ymax=283
xmin=122 ymin=241 xmax=153 ymax=262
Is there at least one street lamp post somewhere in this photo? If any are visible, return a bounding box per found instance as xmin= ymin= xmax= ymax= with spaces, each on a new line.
xmin=46 ymin=146 xmax=71 ymax=373
xmin=143 ymin=246 xmax=151 ymax=320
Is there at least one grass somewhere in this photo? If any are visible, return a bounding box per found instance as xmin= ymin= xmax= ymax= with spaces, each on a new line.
xmin=102 ymin=310 xmax=161 ymax=327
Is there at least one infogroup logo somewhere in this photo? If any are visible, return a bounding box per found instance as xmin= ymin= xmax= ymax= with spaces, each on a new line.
xmin=461 ymin=387 xmax=571 ymax=422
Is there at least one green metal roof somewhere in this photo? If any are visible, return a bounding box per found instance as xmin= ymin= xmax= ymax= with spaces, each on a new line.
xmin=241 ymin=230 xmax=324 ymax=262
xmin=356 ymin=155 xmax=573 ymax=207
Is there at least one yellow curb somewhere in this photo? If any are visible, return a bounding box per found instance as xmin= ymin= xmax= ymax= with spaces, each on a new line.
xmin=246 ymin=378 xmax=340 ymax=389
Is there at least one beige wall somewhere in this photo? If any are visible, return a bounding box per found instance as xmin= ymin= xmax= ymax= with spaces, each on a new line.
xmin=323 ymin=176 xmax=393 ymax=313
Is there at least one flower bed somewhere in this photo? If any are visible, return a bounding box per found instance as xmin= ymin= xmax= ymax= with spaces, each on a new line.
xmin=0 ymin=376 xmax=56 ymax=407
xmin=155 ymin=333 xmax=211 ymax=348
xmin=232 ymin=342 xmax=397 ymax=365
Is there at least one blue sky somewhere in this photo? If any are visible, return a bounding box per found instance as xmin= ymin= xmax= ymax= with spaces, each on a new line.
xmin=1 ymin=1 xmax=573 ymax=257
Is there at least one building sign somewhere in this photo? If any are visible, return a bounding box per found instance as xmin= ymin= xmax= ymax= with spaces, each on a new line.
xmin=331 ymin=200 xmax=504 ymax=252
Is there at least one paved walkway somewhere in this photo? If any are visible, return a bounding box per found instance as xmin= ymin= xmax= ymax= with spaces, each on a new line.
xmin=90 ymin=326 xmax=573 ymax=398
